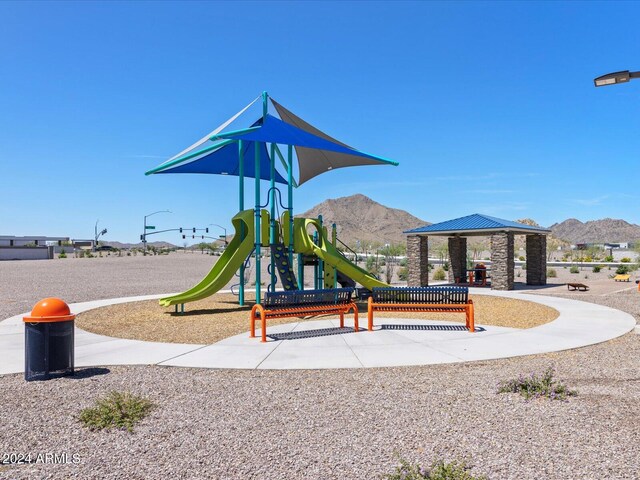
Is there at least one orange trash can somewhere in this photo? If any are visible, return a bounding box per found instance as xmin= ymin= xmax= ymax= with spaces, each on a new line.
xmin=23 ymin=298 xmax=75 ymax=381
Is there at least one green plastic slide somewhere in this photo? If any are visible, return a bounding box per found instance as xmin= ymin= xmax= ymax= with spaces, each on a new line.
xmin=159 ymin=209 xmax=256 ymax=307
xmin=292 ymin=217 xmax=389 ymax=290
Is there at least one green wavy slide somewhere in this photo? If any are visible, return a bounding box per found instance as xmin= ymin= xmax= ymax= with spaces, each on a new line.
xmin=159 ymin=209 xmax=255 ymax=307
xmin=292 ymin=217 xmax=389 ymax=291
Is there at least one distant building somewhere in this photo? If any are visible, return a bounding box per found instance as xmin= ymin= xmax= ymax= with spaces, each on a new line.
xmin=604 ymin=242 xmax=629 ymax=249
xmin=0 ymin=235 xmax=70 ymax=247
xmin=572 ymin=242 xmax=630 ymax=250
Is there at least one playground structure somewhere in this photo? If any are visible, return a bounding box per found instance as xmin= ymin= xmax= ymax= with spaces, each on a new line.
xmin=147 ymin=92 xmax=397 ymax=309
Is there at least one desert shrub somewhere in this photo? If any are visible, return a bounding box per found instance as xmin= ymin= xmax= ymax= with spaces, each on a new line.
xmin=398 ymin=266 xmax=408 ymax=281
xmin=621 ymin=257 xmax=631 ymax=263
xmin=569 ymin=265 xmax=579 ymax=274
xmin=384 ymin=457 xmax=486 ymax=480
xmin=516 ymin=270 xmax=521 ymax=278
xmin=592 ymin=265 xmax=602 ymax=273
xmin=59 ymin=249 xmax=67 ymax=259
xmin=79 ymin=391 xmax=153 ymax=432
xmin=497 ymin=367 xmax=577 ymax=401
xmin=442 ymin=262 xmax=449 ymax=272
xmin=604 ymin=255 xmax=614 ymax=262
xmin=547 ymin=268 xmax=557 ymax=278
xmin=366 ymin=255 xmax=380 ymax=277
xmin=433 ymin=268 xmax=446 ymax=281
xmin=518 ymin=256 xmax=525 ymax=261
xmin=616 ymin=265 xmax=630 ymax=275
xmin=399 ymin=258 xmax=407 ymax=267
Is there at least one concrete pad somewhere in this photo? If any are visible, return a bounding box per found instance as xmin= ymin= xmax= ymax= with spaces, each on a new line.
xmin=0 ymin=289 xmax=636 ymax=372
xmin=266 ymin=328 xmax=356 ymax=347
xmin=217 ymin=321 xmax=299 ymax=345
xmin=0 ymin=333 xmax=25 ymax=374
xmin=161 ymin=343 xmax=280 ymax=369
xmin=341 ymin=328 xmax=418 ymax=347
xmin=74 ymin=339 xmax=201 ymax=367
xmin=0 ymin=323 xmax=23 ymax=335
xmin=352 ymin=343 xmax=463 ymax=367
xmin=257 ymin=344 xmax=362 ymax=370
xmin=377 ymin=323 xmax=478 ymax=342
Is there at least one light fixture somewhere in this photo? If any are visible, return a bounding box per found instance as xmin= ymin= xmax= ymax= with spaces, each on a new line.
xmin=594 ymin=70 xmax=640 ymax=87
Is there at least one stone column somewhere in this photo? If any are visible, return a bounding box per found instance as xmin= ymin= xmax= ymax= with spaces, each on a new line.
xmin=406 ymin=235 xmax=429 ymax=286
xmin=526 ymin=234 xmax=547 ymax=285
xmin=491 ymin=232 xmax=514 ymax=290
xmin=447 ymin=236 xmax=467 ymax=283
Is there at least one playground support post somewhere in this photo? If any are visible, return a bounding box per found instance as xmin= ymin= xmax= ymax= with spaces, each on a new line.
xmin=313 ymin=232 xmax=319 ymax=290
xmin=298 ymin=253 xmax=304 ymax=289
xmin=287 ymin=144 xmax=294 ymax=265
xmin=238 ymin=140 xmax=245 ymax=306
xmin=269 ymin=142 xmax=277 ymax=292
xmin=332 ymin=223 xmax=338 ymax=288
xmin=254 ymin=140 xmax=261 ymax=304
xmin=318 ymin=214 xmax=324 ymax=289
xmin=262 ymin=91 xmax=268 ymax=120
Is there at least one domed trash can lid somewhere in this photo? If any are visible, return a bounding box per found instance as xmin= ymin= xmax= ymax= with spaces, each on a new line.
xmin=23 ymin=298 xmax=76 ymax=323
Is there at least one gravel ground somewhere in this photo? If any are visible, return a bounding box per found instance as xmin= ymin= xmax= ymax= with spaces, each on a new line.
xmin=1 ymin=255 xmax=640 ymax=479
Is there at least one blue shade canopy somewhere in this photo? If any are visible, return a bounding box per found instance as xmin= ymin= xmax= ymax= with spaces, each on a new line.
xmin=147 ymin=137 xmax=287 ymax=183
xmin=405 ymin=214 xmax=550 ymax=235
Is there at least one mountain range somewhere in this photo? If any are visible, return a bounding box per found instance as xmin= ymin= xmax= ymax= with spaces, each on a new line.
xmin=104 ymin=195 xmax=640 ymax=248
xmin=301 ymin=194 xmax=640 ymax=246
xmin=549 ymin=218 xmax=640 ymax=244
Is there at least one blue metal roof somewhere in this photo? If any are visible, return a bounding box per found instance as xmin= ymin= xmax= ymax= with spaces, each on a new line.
xmin=404 ymin=214 xmax=550 ymax=234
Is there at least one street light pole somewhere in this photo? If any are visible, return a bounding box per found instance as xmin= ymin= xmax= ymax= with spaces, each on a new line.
xmin=594 ymin=70 xmax=640 ymax=87
xmin=143 ymin=210 xmax=171 ymax=254
xmin=209 ymin=224 xmax=228 ymax=245
xmin=94 ymin=220 xmax=107 ymax=251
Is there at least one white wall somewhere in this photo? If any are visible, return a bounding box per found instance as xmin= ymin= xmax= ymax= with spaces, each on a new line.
xmin=0 ymin=246 xmax=52 ymax=260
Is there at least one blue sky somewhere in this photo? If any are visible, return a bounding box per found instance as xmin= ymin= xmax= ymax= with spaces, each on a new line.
xmin=2 ymin=1 xmax=639 ymax=244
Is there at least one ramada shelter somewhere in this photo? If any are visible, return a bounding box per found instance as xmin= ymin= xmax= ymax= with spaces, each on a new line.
xmin=404 ymin=213 xmax=551 ymax=291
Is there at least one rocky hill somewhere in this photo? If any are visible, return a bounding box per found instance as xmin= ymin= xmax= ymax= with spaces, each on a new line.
xmin=297 ymin=196 xmax=569 ymax=250
xmin=550 ymin=218 xmax=640 ymax=244
xmin=298 ymin=194 xmax=428 ymax=246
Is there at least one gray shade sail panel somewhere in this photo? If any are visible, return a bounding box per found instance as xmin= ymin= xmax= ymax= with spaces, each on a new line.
xmin=270 ymin=98 xmax=397 ymax=185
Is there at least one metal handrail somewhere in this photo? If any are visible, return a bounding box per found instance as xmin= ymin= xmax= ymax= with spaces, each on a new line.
xmin=336 ymin=237 xmax=359 ymax=263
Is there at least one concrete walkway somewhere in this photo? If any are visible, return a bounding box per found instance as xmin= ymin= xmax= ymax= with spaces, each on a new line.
xmin=0 ymin=290 xmax=635 ymax=373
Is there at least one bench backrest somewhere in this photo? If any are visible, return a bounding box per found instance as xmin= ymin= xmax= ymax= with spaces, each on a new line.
xmin=263 ymin=288 xmax=354 ymax=309
xmin=371 ymin=286 xmax=469 ymax=304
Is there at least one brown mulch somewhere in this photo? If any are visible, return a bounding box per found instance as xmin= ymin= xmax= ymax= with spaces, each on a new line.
xmin=75 ymin=293 xmax=558 ymax=345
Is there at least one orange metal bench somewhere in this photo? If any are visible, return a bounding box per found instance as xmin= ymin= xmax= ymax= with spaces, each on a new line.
xmin=250 ymin=288 xmax=358 ymax=342
xmin=367 ymin=286 xmax=475 ymax=332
